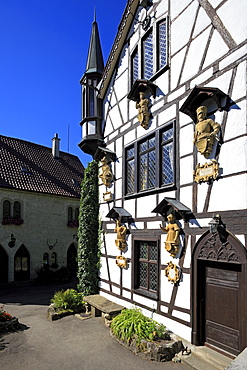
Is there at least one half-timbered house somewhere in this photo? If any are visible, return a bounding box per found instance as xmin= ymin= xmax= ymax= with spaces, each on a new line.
xmin=79 ymin=0 xmax=247 ymax=357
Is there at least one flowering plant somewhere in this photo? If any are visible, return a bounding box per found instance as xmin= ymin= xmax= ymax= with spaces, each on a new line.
xmin=0 ymin=305 xmax=12 ymax=321
xmin=67 ymin=220 xmax=78 ymax=228
xmin=2 ymin=217 xmax=24 ymax=226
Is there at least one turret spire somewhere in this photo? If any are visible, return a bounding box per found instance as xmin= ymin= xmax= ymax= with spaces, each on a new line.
xmin=85 ymin=13 xmax=104 ymax=75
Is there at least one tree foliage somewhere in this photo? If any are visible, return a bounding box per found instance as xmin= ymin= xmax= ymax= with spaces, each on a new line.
xmin=77 ymin=160 xmax=100 ymax=296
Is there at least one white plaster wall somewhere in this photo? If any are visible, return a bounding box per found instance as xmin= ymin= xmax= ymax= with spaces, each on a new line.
xmin=197 ymin=182 xmax=211 ymax=213
xmin=167 ymin=86 xmax=186 ymax=103
xmin=219 ymin=44 xmax=247 ymax=70
xmin=190 ymin=67 xmax=213 ymax=87
xmin=180 ymin=125 xmax=194 ymax=157
xmin=231 ymin=61 xmax=247 ymax=102
xmin=108 ymin=106 xmax=122 ymax=131
xmin=219 ymin=137 xmax=247 ymax=176
xmin=170 ymin=0 xmax=195 ymax=21
xmin=114 ymin=178 xmax=123 ymax=200
xmin=155 ymin=0 xmax=168 ymax=19
xmin=175 ymin=273 xmax=190 ymax=309
xmin=217 ymin=0 xmax=247 ymax=45
xmin=136 ymin=194 xmax=157 ymax=218
xmin=123 ymin=198 xmax=136 ymax=219
xmin=124 ymin=129 xmax=136 ymax=146
xmin=133 ymin=293 xmax=158 ymax=310
xmin=208 ymin=174 xmax=247 ymax=211
xmin=108 ymin=258 xmax=121 ymax=285
xmin=183 ymin=237 xmax=191 ymax=269
xmin=205 ymin=69 xmax=232 ymax=95
xmin=180 ymin=156 xmax=194 ymax=185
xmin=152 ymin=312 xmax=191 ymax=341
xmin=170 ymin=47 xmax=186 ymax=90
xmin=203 ymin=30 xmax=229 ymax=69
xmin=181 ymin=27 xmax=211 ymax=84
xmin=116 ymin=45 xmax=128 ymax=78
xmin=223 ymin=100 xmax=247 ymax=142
xmin=160 ymin=270 xmax=174 ymax=302
xmin=122 ymin=263 xmax=132 ymax=289
xmin=180 ymin=185 xmax=193 ymax=212
xmin=192 ymin=6 xmax=210 ymax=38
xmin=171 ymin=1 xmax=198 ymax=55
xmin=158 ymin=105 xmax=176 ymax=125
xmin=114 ymin=70 xmax=128 ymax=102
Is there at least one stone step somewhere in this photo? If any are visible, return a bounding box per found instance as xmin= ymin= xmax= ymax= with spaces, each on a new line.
xmin=174 ymin=337 xmax=233 ymax=370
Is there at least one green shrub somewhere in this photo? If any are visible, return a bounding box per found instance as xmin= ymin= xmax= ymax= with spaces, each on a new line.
xmin=110 ymin=307 xmax=167 ymax=346
xmin=50 ymin=289 xmax=85 ymax=313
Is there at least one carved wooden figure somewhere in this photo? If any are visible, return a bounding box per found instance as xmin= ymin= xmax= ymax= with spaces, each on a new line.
xmin=135 ymin=91 xmax=151 ymax=129
xmin=114 ymin=220 xmax=128 ymax=251
xmin=160 ymin=214 xmax=180 ymax=257
xmin=193 ymin=106 xmax=221 ymax=158
xmin=99 ymin=156 xmax=113 ymax=188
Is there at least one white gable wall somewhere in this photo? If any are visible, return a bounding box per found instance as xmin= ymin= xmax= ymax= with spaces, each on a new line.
xmin=99 ymin=0 xmax=247 ymax=342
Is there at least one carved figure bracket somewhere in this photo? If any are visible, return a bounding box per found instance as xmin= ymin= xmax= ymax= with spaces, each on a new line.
xmin=194 ymin=160 xmax=220 ymax=184
xmin=165 ymin=262 xmax=181 ymax=284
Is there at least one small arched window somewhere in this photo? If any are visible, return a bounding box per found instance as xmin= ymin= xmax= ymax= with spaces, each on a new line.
xmin=13 ymin=201 xmax=21 ymax=219
xmin=68 ymin=207 xmax=73 ymax=223
xmin=75 ymin=208 xmax=79 ymax=221
xmin=51 ymin=252 xmax=58 ymax=268
xmin=43 ymin=253 xmax=49 ymax=266
xmin=3 ymin=200 xmax=11 ymax=219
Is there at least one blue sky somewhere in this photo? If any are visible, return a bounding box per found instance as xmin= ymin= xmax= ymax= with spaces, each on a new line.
xmin=0 ymin=0 xmax=127 ymax=167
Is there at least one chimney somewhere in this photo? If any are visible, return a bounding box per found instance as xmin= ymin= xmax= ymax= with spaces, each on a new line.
xmin=52 ymin=133 xmax=61 ymax=158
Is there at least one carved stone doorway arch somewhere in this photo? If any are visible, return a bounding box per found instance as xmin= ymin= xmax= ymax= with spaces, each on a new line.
xmin=67 ymin=243 xmax=77 ymax=278
xmin=192 ymin=230 xmax=247 ymax=357
xmin=14 ymin=245 xmax=30 ymax=282
xmin=0 ymin=245 xmax=8 ymax=283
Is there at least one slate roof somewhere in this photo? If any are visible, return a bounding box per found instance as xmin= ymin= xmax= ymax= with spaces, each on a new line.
xmin=0 ymin=135 xmax=84 ymax=198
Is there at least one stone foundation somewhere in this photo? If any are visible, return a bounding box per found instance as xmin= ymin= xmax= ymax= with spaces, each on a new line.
xmin=110 ymin=331 xmax=184 ymax=362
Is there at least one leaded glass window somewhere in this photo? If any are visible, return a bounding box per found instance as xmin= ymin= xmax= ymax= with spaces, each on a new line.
xmin=143 ymin=30 xmax=153 ymax=80
xmin=125 ymin=122 xmax=175 ymax=195
xmin=126 ymin=146 xmax=135 ymax=194
xmin=13 ymin=201 xmax=21 ymax=219
xmin=136 ymin=241 xmax=159 ymax=295
xmin=158 ymin=20 xmax=167 ymax=70
xmin=139 ymin=136 xmax=156 ymax=191
xmin=131 ymin=48 xmax=139 ymax=84
xmin=3 ymin=200 xmax=10 ymax=219
xmin=161 ymin=125 xmax=174 ymax=185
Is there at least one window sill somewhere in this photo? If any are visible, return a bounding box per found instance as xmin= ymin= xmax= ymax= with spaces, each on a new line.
xmin=134 ymin=288 xmax=158 ymax=301
xmin=125 ymin=184 xmax=176 ymax=199
xmin=149 ymin=65 xmax=169 ymax=82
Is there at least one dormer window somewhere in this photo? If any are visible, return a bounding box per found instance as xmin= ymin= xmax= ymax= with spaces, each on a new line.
xmin=131 ymin=18 xmax=168 ymax=84
xmin=143 ymin=29 xmax=154 ymax=79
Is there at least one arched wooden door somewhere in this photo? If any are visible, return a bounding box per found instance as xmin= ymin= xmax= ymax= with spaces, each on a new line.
xmin=192 ymin=230 xmax=247 ymax=357
xmin=0 ymin=245 xmax=8 ymax=283
xmin=67 ymin=244 xmax=77 ymax=277
xmin=14 ymin=245 xmax=30 ymax=282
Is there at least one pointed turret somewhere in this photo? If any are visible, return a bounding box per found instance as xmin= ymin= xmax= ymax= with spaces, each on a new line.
xmin=85 ymin=14 xmax=104 ymax=76
xmin=78 ymin=14 xmax=105 ymax=158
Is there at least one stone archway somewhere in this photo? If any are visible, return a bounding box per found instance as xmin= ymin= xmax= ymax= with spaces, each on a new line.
xmin=14 ymin=245 xmax=30 ymax=282
xmin=0 ymin=245 xmax=8 ymax=283
xmin=67 ymin=243 xmax=77 ymax=278
xmin=192 ymin=230 xmax=247 ymax=356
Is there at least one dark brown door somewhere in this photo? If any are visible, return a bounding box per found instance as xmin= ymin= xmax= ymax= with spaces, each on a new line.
xmin=204 ymin=262 xmax=241 ymax=356
xmin=193 ymin=231 xmax=247 ymax=357
xmin=0 ymin=245 xmax=8 ymax=283
xmin=14 ymin=245 xmax=30 ymax=282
